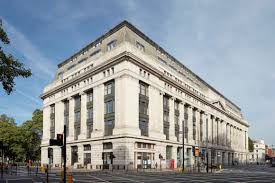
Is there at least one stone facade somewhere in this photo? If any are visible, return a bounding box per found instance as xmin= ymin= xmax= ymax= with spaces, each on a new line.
xmin=41 ymin=21 xmax=249 ymax=169
xmin=249 ymin=140 xmax=266 ymax=164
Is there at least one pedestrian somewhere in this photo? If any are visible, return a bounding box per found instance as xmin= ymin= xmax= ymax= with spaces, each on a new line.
xmin=155 ymin=162 xmax=158 ymax=169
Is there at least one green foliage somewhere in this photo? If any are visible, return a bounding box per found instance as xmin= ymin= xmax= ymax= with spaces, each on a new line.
xmin=0 ymin=109 xmax=43 ymax=162
xmin=0 ymin=18 xmax=32 ymax=94
xmin=248 ymin=137 xmax=254 ymax=152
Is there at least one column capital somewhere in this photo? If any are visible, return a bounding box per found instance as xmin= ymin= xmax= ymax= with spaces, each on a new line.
xmin=171 ymin=96 xmax=176 ymax=101
xmin=79 ymin=91 xmax=86 ymax=96
xmin=159 ymin=91 xmax=165 ymax=95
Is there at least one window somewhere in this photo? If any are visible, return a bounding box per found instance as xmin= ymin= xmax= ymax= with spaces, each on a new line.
xmin=174 ymin=115 xmax=179 ymax=125
xmin=139 ymin=101 xmax=148 ymax=115
xmin=50 ymin=105 xmax=55 ymax=114
xmin=175 ymin=102 xmax=179 ymax=110
xmin=104 ymin=82 xmax=113 ymax=95
xmin=107 ymin=40 xmax=117 ymax=51
xmin=67 ymin=64 xmax=76 ymax=71
xmin=75 ymin=96 xmax=81 ymax=108
xmin=50 ymin=118 xmax=55 ymax=128
xmin=78 ymin=57 xmax=87 ymax=64
xmin=75 ymin=111 xmax=81 ymax=122
xmin=139 ymin=83 xmax=148 ymax=96
xmin=84 ymin=153 xmax=91 ymax=165
xmin=87 ymin=92 xmax=93 ymax=102
xmin=58 ymin=72 xmax=64 ymax=80
xmin=158 ymin=57 xmax=166 ymax=64
xmin=163 ymin=96 xmax=169 ymax=107
xmin=164 ymin=111 xmax=169 ymax=122
xmin=139 ymin=120 xmax=148 ymax=136
xmin=105 ymin=100 xmax=114 ymax=114
xmin=64 ymin=101 xmax=69 ymax=112
xmin=136 ymin=41 xmax=145 ymax=51
xmin=87 ymin=108 xmax=93 ymax=120
xmin=84 ymin=144 xmax=91 ymax=151
xmin=90 ymin=49 xmax=101 ymax=57
xmin=103 ymin=142 xmax=113 ymax=150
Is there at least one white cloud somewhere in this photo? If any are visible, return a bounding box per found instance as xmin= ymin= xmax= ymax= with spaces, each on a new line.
xmin=15 ymin=89 xmax=41 ymax=105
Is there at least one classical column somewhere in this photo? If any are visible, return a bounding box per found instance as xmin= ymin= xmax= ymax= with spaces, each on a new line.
xmin=91 ymin=84 xmax=104 ymax=138
xmin=68 ymin=96 xmax=75 ymax=141
xmin=79 ymin=92 xmax=87 ymax=140
xmin=169 ymin=97 xmax=177 ymax=141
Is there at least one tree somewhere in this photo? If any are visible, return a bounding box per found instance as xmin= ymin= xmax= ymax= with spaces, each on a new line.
xmin=20 ymin=109 xmax=43 ymax=161
xmin=248 ymin=137 xmax=254 ymax=152
xmin=0 ymin=109 xmax=43 ymax=162
xmin=0 ymin=18 xmax=31 ymax=94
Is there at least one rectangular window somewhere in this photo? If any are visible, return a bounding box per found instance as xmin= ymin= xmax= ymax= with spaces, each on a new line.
xmin=103 ymin=142 xmax=113 ymax=150
xmin=175 ymin=102 xmax=179 ymax=110
xmin=105 ymin=100 xmax=114 ymax=114
xmin=139 ymin=120 xmax=148 ymax=136
xmin=64 ymin=101 xmax=69 ymax=113
xmin=164 ymin=111 xmax=169 ymax=122
xmin=90 ymin=49 xmax=101 ymax=57
xmin=174 ymin=115 xmax=179 ymax=125
xmin=139 ymin=83 xmax=148 ymax=96
xmin=75 ymin=111 xmax=81 ymax=122
xmin=87 ymin=108 xmax=93 ymax=120
xmin=107 ymin=40 xmax=117 ymax=51
xmin=104 ymin=82 xmax=113 ymax=95
xmin=104 ymin=120 xmax=114 ymax=136
xmin=50 ymin=105 xmax=55 ymax=114
xmin=75 ymin=96 xmax=81 ymax=108
xmin=87 ymin=92 xmax=93 ymax=102
xmin=163 ymin=96 xmax=169 ymax=107
xmin=136 ymin=41 xmax=145 ymax=51
xmin=84 ymin=144 xmax=91 ymax=151
xmin=139 ymin=101 xmax=148 ymax=115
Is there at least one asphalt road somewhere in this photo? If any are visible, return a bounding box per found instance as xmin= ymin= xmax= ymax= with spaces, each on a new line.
xmin=1 ymin=164 xmax=275 ymax=183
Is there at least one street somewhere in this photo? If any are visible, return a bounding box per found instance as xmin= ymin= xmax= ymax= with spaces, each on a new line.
xmin=1 ymin=165 xmax=275 ymax=183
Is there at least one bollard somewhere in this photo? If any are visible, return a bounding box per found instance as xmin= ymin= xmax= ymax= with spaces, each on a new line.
xmin=68 ymin=174 xmax=73 ymax=183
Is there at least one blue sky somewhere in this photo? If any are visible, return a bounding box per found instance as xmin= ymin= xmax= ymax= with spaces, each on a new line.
xmin=0 ymin=0 xmax=275 ymax=145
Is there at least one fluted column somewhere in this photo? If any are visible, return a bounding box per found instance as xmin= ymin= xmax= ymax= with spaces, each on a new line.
xmin=42 ymin=105 xmax=51 ymax=144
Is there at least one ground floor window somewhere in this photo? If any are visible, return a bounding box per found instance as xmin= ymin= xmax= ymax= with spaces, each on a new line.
xmin=84 ymin=153 xmax=91 ymax=165
xmin=71 ymin=146 xmax=78 ymax=166
xmin=136 ymin=152 xmax=155 ymax=169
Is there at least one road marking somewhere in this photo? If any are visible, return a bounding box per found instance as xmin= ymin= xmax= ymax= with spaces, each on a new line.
xmin=88 ymin=175 xmax=111 ymax=183
xmin=107 ymin=174 xmax=144 ymax=182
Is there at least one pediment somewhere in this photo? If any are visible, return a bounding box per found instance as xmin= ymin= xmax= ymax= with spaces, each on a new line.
xmin=212 ymin=100 xmax=226 ymax=111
